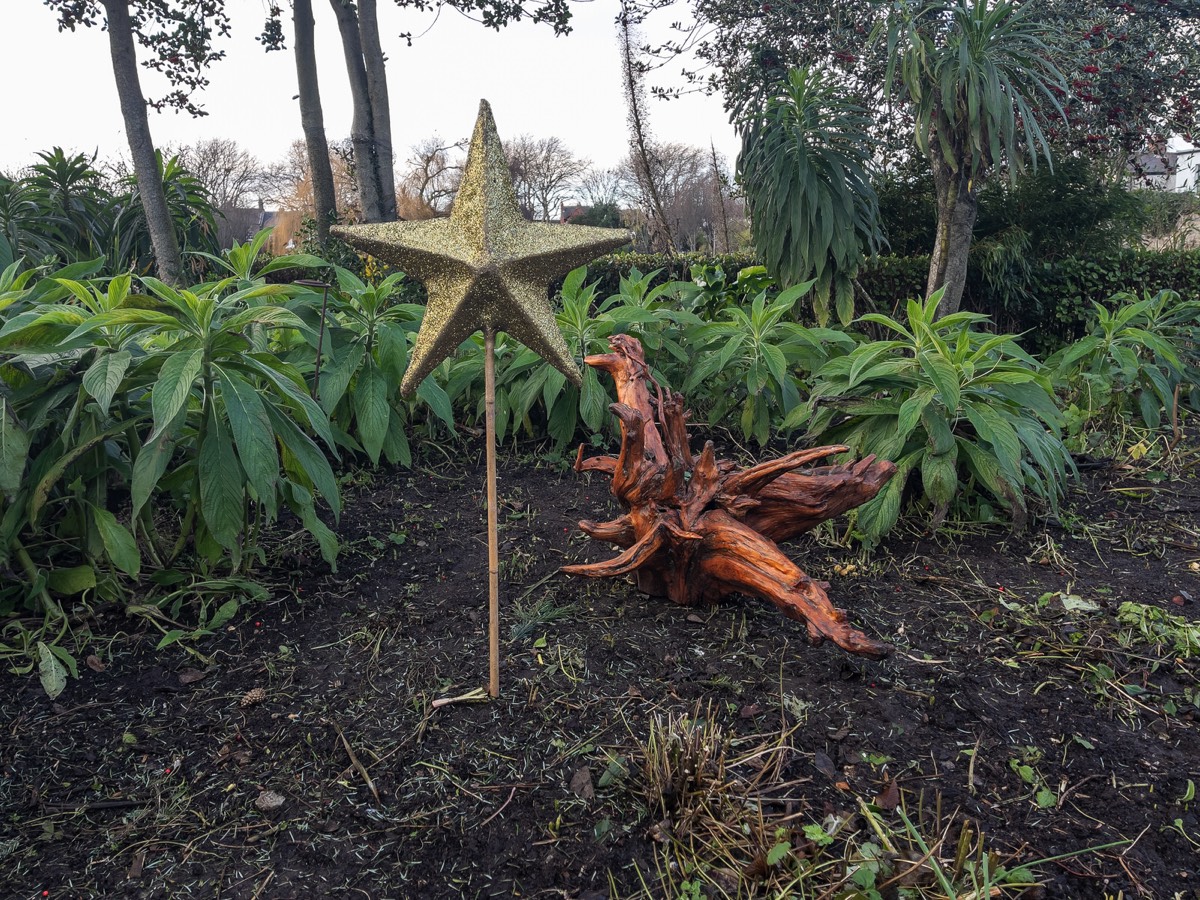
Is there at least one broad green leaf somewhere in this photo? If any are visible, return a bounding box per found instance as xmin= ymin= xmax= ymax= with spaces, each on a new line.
xmin=317 ymin=340 xmax=365 ymax=415
xmin=354 ymin=362 xmax=389 ymax=465
xmin=209 ymin=598 xmax=240 ymax=630
xmin=0 ymin=400 xmax=30 ymax=498
xmin=150 ymin=348 xmax=202 ymax=441
xmin=264 ymin=403 xmax=341 ymax=519
xmin=82 ymin=350 xmax=132 ymax=415
xmin=91 ymin=507 xmax=141 ymax=577
xmin=921 ymin=445 xmax=959 ymax=509
xmin=198 ymin=418 xmax=245 ymax=550
xmin=416 ymin=378 xmax=456 ymax=431
xmin=579 ymin=366 xmax=607 ymax=433
xmin=291 ymin=484 xmax=340 ymax=569
xmin=918 ymin=352 xmax=961 ymax=412
xmin=48 ymin=565 xmax=97 ymax=596
xmin=382 ymin=409 xmax=412 ymax=467
xmin=220 ymin=370 xmax=280 ymax=516
xmin=132 ymin=429 xmax=177 ymax=520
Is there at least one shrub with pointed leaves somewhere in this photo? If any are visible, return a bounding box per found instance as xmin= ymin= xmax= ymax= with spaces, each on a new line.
xmin=737 ymin=67 xmax=883 ymax=326
xmin=790 ymin=291 xmax=1075 ymax=544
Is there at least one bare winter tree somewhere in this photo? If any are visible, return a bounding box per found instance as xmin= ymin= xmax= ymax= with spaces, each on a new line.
xmin=272 ymin=138 xmax=359 ymax=220
xmin=578 ymin=166 xmax=628 ymax=209
xmin=397 ymin=136 xmax=466 ymax=220
xmin=177 ymin=138 xmax=265 ymax=210
xmin=504 ymin=134 xmax=590 ymax=222
xmin=618 ymin=142 xmax=745 ymax=252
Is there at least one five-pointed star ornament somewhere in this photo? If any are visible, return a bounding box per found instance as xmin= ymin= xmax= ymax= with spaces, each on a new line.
xmin=332 ymin=100 xmax=632 ymax=398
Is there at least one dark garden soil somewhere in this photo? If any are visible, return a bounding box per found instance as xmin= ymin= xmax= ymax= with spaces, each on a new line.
xmin=2 ymin=440 xmax=1199 ymax=900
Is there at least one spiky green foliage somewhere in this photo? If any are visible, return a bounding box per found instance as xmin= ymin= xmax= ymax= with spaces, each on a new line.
xmin=884 ymin=0 xmax=1068 ymax=185
xmin=737 ymin=67 xmax=882 ymax=326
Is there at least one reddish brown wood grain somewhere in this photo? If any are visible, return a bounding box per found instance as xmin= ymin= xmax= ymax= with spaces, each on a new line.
xmin=562 ymin=335 xmax=895 ymax=658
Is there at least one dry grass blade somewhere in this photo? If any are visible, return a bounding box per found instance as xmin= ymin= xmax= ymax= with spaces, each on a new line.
xmin=327 ymin=719 xmax=379 ymax=803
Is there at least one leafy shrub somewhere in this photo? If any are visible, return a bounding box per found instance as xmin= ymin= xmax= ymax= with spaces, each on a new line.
xmin=791 ymin=292 xmax=1074 ymax=544
xmin=685 ymin=280 xmax=853 ymax=445
xmin=737 ymin=66 xmax=883 ymax=325
xmin=0 ymin=148 xmax=220 ymax=276
xmin=0 ymin=237 xmax=346 ymax=687
xmin=1048 ymin=290 xmax=1200 ymax=448
xmin=311 ymin=267 xmax=455 ymax=465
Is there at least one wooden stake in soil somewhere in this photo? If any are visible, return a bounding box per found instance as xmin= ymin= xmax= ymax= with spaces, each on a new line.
xmin=332 ymin=100 xmax=629 ymax=696
xmin=484 ymin=328 xmax=500 ymax=696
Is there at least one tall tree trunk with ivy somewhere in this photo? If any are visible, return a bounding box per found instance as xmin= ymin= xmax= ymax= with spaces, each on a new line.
xmin=100 ymin=0 xmax=182 ymax=284
xmin=357 ymin=0 xmax=397 ymax=221
xmin=294 ymin=0 xmax=338 ymax=242
xmin=926 ymin=152 xmax=978 ymax=316
xmin=329 ymin=0 xmax=385 ymax=222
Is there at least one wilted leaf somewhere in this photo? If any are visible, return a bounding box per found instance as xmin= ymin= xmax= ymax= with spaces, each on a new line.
xmin=876 ymin=778 xmax=901 ymax=811
xmin=813 ymin=751 xmax=837 ymax=780
xmin=37 ymin=641 xmax=67 ymax=699
xmin=569 ymin=766 xmax=595 ymax=801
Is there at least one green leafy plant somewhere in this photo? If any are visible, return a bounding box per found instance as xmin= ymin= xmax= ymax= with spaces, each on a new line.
xmin=312 ymin=266 xmax=454 ymax=466
xmin=489 ymin=266 xmax=693 ymax=450
xmin=1049 ymin=289 xmax=1200 ymax=447
xmin=685 ymin=279 xmax=854 ymax=445
xmin=792 ymin=290 xmax=1073 ymax=544
xmin=737 ymin=66 xmax=883 ymax=325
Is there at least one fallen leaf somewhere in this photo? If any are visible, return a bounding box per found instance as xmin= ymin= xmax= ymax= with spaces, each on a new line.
xmin=178 ymin=668 xmax=207 ymax=685
xmin=739 ymin=703 xmax=763 ymax=719
xmin=569 ymin=766 xmax=595 ymax=801
xmin=254 ymin=790 xmax=286 ymax=812
xmin=813 ymin=751 xmax=837 ymax=780
xmin=835 ymin=780 xmax=851 ymax=791
xmin=876 ymin=778 xmax=901 ymax=810
xmin=86 ymin=655 xmax=106 ymax=673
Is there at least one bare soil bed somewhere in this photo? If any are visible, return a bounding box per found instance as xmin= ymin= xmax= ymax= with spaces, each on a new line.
xmin=2 ymin=441 xmax=1198 ymax=899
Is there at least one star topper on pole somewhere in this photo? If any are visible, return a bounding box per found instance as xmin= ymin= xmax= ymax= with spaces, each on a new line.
xmin=333 ymin=99 xmax=631 ymax=397
xmin=334 ymin=100 xmax=630 ymax=698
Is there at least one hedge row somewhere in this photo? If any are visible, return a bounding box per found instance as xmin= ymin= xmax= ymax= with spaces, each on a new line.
xmin=585 ymin=248 xmax=1200 ymax=347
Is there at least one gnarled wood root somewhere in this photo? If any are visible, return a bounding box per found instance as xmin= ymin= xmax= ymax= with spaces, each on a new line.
xmin=562 ymin=334 xmax=895 ymax=659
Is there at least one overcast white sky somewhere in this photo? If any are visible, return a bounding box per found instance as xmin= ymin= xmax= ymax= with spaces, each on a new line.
xmin=1 ymin=0 xmax=738 ymax=190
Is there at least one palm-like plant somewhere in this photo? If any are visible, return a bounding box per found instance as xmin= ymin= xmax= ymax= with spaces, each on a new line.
xmin=737 ymin=66 xmax=883 ymax=326
xmin=883 ymin=0 xmax=1068 ymax=315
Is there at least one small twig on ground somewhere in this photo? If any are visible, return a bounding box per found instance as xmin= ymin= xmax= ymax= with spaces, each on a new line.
xmin=1056 ymin=774 xmax=1103 ymax=811
xmin=326 ymin=719 xmax=379 ymax=802
xmin=478 ymin=786 xmax=518 ymax=827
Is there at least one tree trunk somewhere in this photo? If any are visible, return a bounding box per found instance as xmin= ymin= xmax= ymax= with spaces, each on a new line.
xmin=926 ymin=154 xmax=978 ymax=316
xmin=100 ymin=0 xmax=182 ymax=284
xmin=294 ymin=0 xmax=338 ymax=243
xmin=357 ymin=0 xmax=397 ymax=220
xmin=329 ymin=0 xmax=384 ymax=222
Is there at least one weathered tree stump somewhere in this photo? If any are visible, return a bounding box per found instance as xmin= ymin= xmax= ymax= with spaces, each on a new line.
xmin=562 ymin=335 xmax=895 ymax=658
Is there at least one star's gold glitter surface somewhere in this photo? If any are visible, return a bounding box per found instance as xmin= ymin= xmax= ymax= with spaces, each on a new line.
xmin=333 ymin=100 xmax=632 ymax=397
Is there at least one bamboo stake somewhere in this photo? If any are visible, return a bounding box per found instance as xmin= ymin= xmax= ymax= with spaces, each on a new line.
xmin=484 ymin=327 xmax=500 ymax=697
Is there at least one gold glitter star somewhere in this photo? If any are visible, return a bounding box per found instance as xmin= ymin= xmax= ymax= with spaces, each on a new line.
xmin=333 ymin=100 xmax=631 ymax=397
